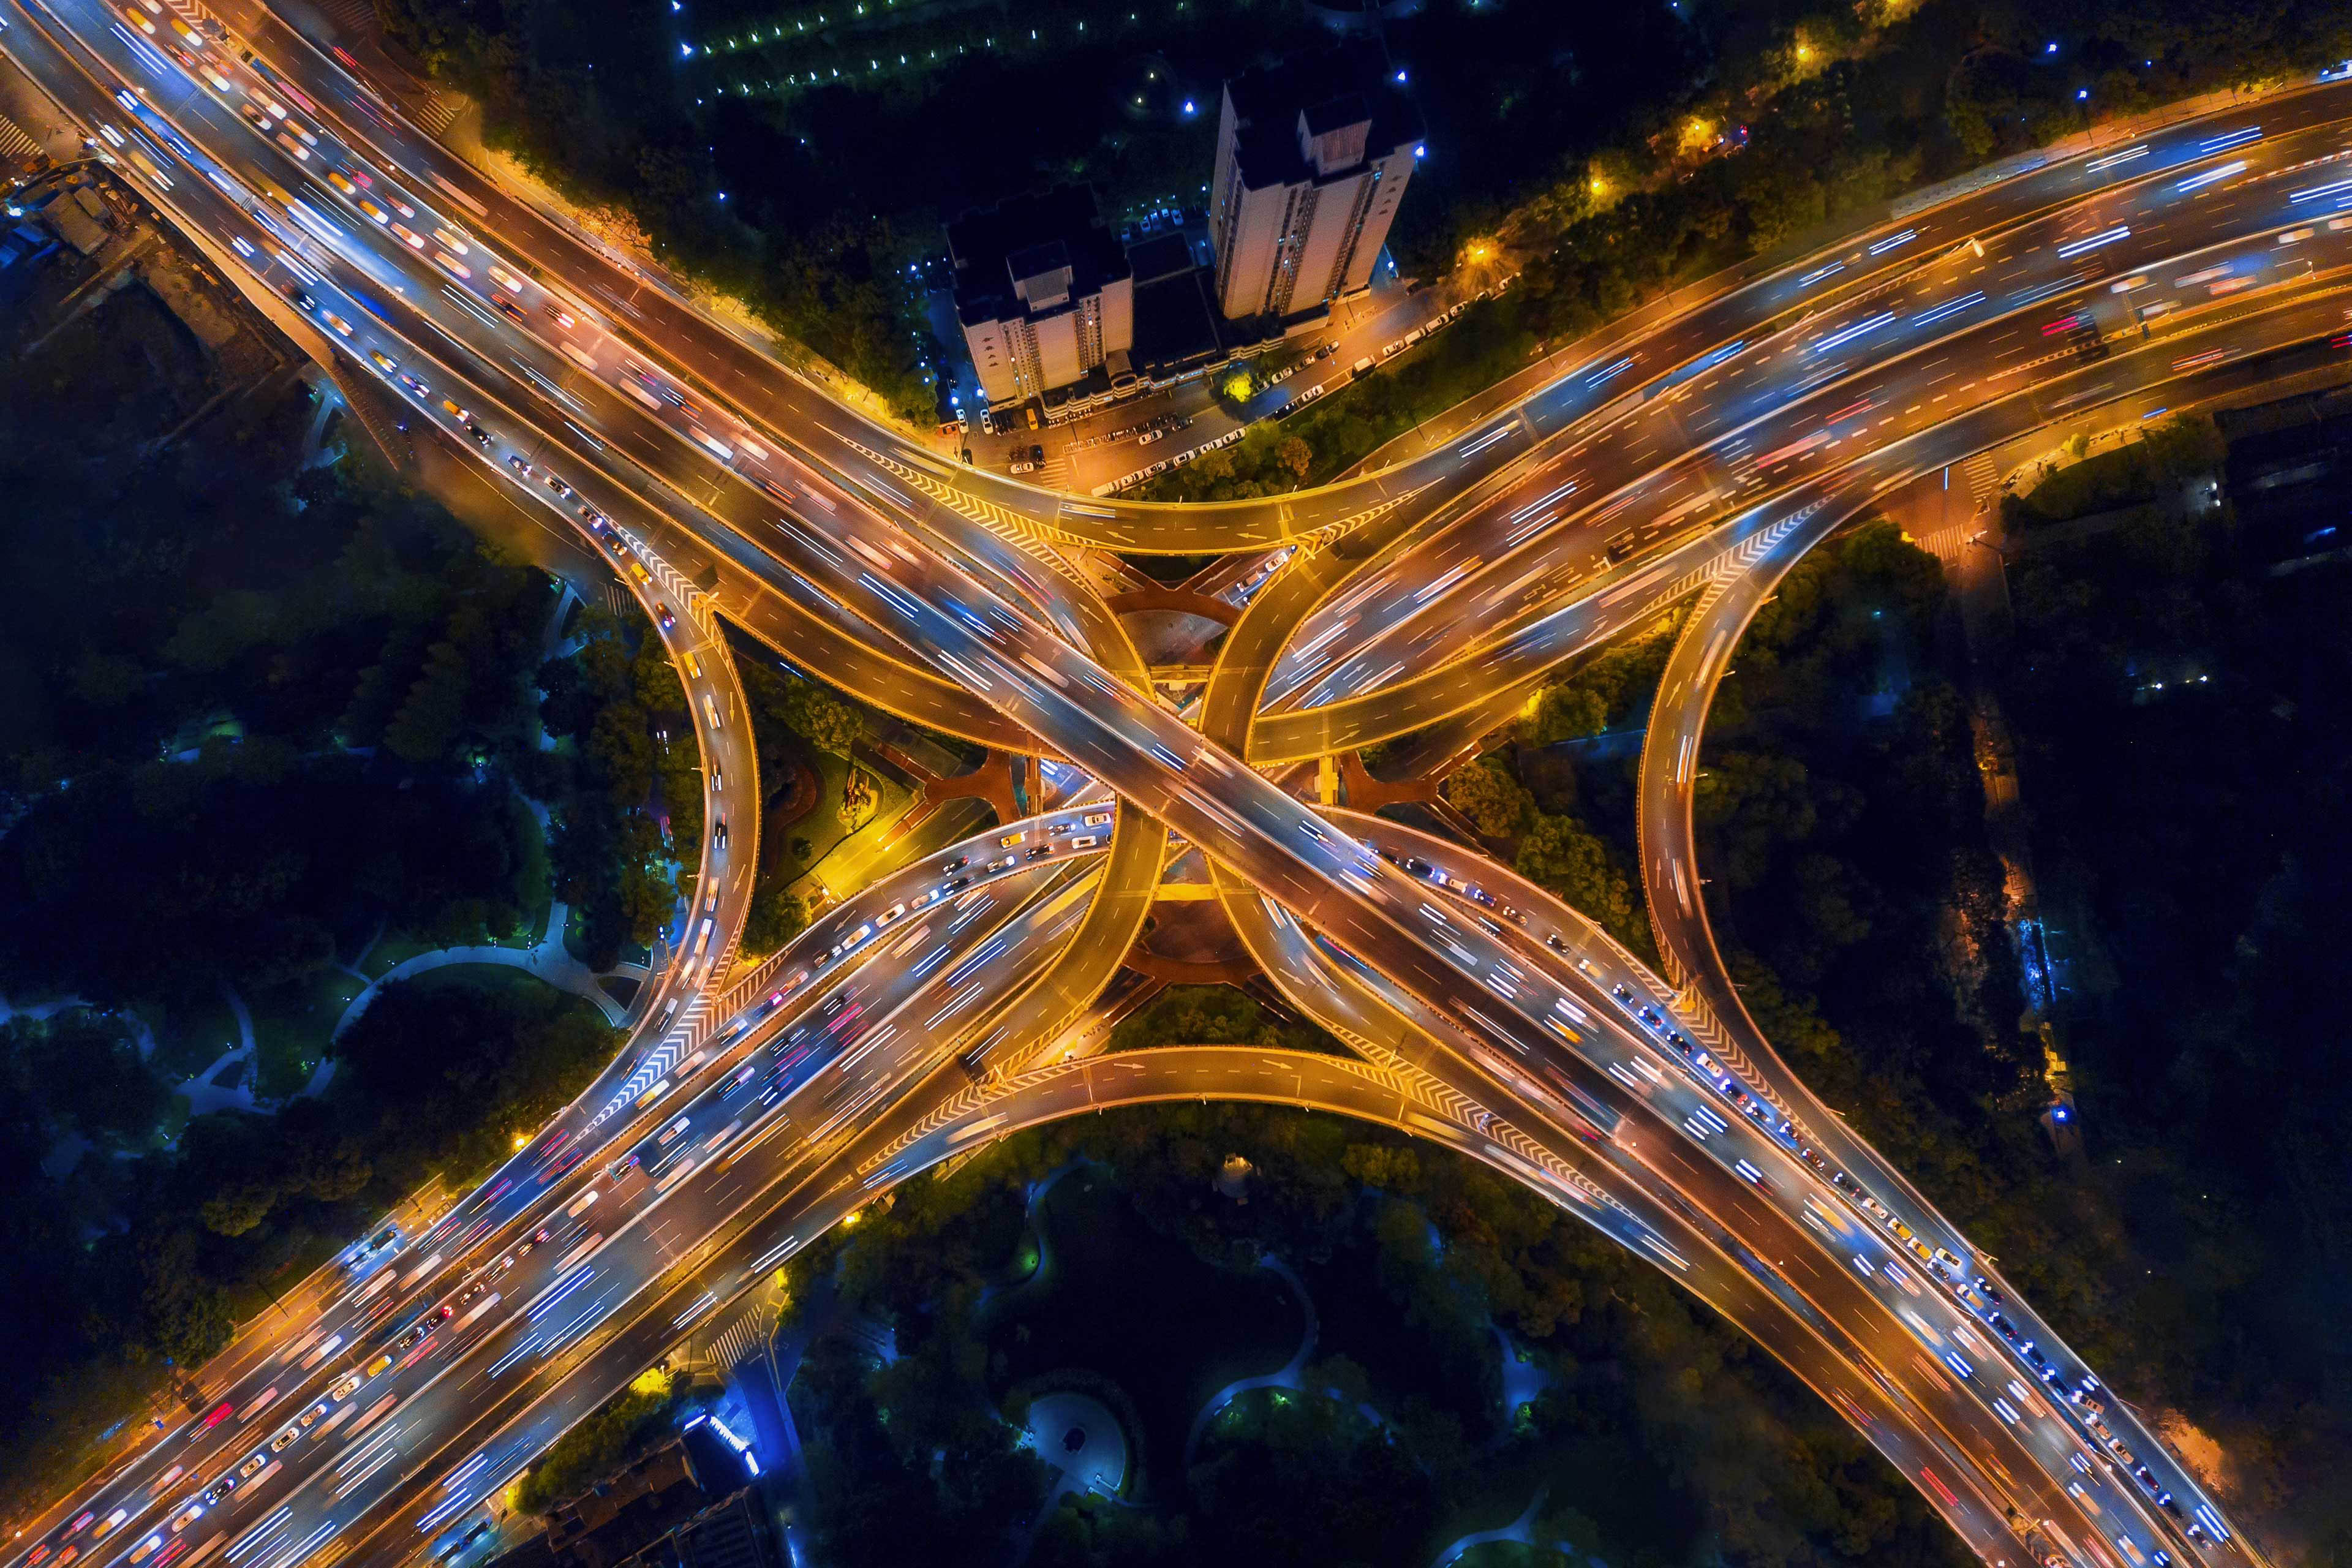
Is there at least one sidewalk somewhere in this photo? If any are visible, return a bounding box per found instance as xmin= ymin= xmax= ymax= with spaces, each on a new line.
xmin=331 ymin=899 xmax=630 ymax=1039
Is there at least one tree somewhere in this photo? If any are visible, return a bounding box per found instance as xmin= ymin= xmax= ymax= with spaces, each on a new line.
xmin=614 ymin=816 xmax=674 ymax=950
xmin=587 ymin=703 xmax=656 ymax=809
xmin=382 ymin=639 xmax=473 ymax=763
xmin=138 ymin=1229 xmax=234 ymax=1365
xmin=1521 ymin=681 xmax=1608 ymax=745
xmin=1515 ymin=813 xmax=1642 ymax=947
xmin=797 ymin=684 xmax=861 ymax=758
xmin=1442 ymin=755 xmax=1534 ymax=839
xmin=742 ymin=659 xmax=862 ymax=761
xmin=741 ymin=880 xmax=807 ymax=956
xmin=1276 ymin=435 xmax=1313 ymax=484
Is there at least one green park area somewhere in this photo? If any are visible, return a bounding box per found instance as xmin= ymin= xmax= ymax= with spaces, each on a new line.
xmin=772 ymin=1091 xmax=1973 ymax=1568
xmin=1420 ymin=480 xmax=2352 ymax=1552
xmin=0 ymin=276 xmax=668 ymax=1509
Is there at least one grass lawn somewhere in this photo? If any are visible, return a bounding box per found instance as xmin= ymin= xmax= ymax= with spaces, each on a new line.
xmin=247 ymin=967 xmax=370 ymax=1099
xmin=138 ymin=987 xmax=244 ymax=1082
xmin=794 ymin=750 xmax=916 ymax=902
xmin=361 ymin=932 xmax=441 ymax=980
xmin=1453 ymin=1545 xmax=1575 ymax=1568
xmin=982 ymin=1172 xmax=1301 ymax=1498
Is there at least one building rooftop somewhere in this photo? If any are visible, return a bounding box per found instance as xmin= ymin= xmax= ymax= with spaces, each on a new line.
xmin=1125 ymin=230 xmax=1198 ymax=287
xmin=947 ymin=186 xmax=1131 ymax=329
xmin=1225 ymin=47 xmax=1422 ymax=192
xmin=1131 ymin=265 xmax=1226 ymax=378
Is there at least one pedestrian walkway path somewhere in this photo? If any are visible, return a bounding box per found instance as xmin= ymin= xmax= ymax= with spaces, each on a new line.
xmin=331 ymin=899 xmax=630 ymax=1040
xmin=0 ymin=113 xmax=42 ymax=164
xmin=1428 ymin=1487 xmax=1552 ymax=1568
xmin=1182 ymin=1253 xmax=1318 ymax=1465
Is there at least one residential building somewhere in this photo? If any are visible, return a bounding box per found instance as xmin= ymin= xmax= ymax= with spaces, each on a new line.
xmin=947 ymin=185 xmax=1133 ymax=408
xmin=1208 ymin=48 xmax=1421 ymax=323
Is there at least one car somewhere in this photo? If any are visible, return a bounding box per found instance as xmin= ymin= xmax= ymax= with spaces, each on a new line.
xmin=467 ymin=423 xmax=494 ymax=448
xmin=297 ymin=1399 xmax=330 ymax=1428
xmin=328 ymin=1372 xmax=363 ymax=1401
xmin=999 ymin=832 xmax=1023 ymax=848
xmin=390 ymin=222 xmax=426 ymax=251
xmin=440 ymin=398 xmax=472 ymax=421
xmin=1973 ymin=1277 xmax=2003 ymax=1302
xmin=713 ymin=817 xmax=729 ymax=848
xmin=545 ymin=303 xmax=576 ymax=328
xmin=942 ymin=856 xmax=968 ymax=872
xmin=1082 ymin=811 xmax=1111 ymax=826
xmin=325 ymin=168 xmax=356 ymax=195
xmin=944 ymin=876 xmax=970 ymax=893
xmin=433 ymin=225 xmax=470 ymax=254
xmin=488 ymin=264 xmax=524 ymax=293
xmin=321 ymin=311 xmax=353 ymax=337
xmin=398 ymin=372 xmax=429 ymax=398
xmin=1030 ymin=443 xmax=1044 ymax=463
xmin=986 ymin=856 xmax=1016 ymax=873
xmin=506 ymin=454 xmax=534 ymax=478
xmin=355 ymin=197 xmax=386 ymax=225
xmin=367 ymin=349 xmax=397 ymax=374
xmin=544 ymin=472 xmax=576 ymax=499
xmin=657 ymin=603 xmax=675 ymax=630
xmin=432 ymin=251 xmax=470 ymax=279
xmin=199 ymin=1479 xmax=236 ymax=1506
xmin=1070 ymin=835 xmax=1100 ymax=849
xmin=1009 ymin=460 xmax=1035 ymax=475
xmin=268 ymin=1428 xmax=298 ymax=1453
xmin=492 ymin=296 xmax=529 ymax=324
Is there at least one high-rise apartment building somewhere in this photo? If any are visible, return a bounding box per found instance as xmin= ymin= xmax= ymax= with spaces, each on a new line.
xmin=1209 ymin=49 xmax=1422 ymax=323
xmin=947 ymin=186 xmax=1134 ymax=408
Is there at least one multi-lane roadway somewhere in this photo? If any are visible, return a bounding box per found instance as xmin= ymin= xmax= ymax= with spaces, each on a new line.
xmin=7 ymin=4 xmax=2345 ymax=1566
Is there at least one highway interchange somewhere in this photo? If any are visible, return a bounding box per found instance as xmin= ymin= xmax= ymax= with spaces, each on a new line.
xmin=5 ymin=4 xmax=2349 ymax=1566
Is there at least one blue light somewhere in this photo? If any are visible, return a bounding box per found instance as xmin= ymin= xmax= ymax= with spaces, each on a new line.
xmin=1182 ymin=99 xmax=1196 ymax=115
xmin=2053 ymin=1105 xmax=2071 ymax=1122
xmin=2076 ymin=87 xmax=2089 ymax=100
xmin=1394 ymin=69 xmax=1408 ymax=83
xmin=1414 ymin=144 xmax=1425 ymax=159
xmin=680 ymin=40 xmax=695 ymax=56
xmin=2046 ymin=40 xmax=2058 ymax=53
